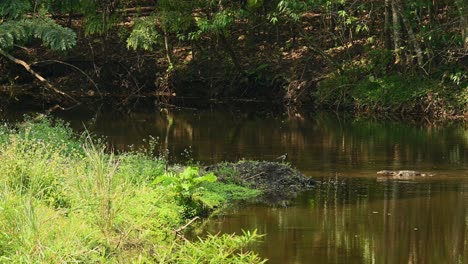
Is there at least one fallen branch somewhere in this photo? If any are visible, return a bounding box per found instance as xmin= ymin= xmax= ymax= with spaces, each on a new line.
xmin=45 ymin=104 xmax=81 ymax=114
xmin=0 ymin=49 xmax=80 ymax=104
xmin=173 ymin=216 xmax=200 ymax=242
xmin=32 ymin=59 xmax=102 ymax=98
xmin=174 ymin=216 xmax=200 ymax=234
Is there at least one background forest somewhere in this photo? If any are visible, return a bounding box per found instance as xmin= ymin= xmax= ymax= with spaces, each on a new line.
xmin=0 ymin=0 xmax=467 ymax=118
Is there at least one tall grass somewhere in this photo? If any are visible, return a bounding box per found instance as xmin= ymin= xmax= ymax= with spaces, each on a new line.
xmin=0 ymin=117 xmax=264 ymax=263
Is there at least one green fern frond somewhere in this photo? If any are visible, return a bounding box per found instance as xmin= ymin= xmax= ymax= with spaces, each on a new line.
xmin=29 ymin=17 xmax=76 ymax=51
xmin=0 ymin=17 xmax=76 ymax=51
xmin=0 ymin=0 xmax=31 ymax=19
xmin=0 ymin=20 xmax=30 ymax=49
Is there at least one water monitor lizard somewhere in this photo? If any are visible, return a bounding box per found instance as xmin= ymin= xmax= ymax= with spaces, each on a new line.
xmin=377 ymin=170 xmax=432 ymax=177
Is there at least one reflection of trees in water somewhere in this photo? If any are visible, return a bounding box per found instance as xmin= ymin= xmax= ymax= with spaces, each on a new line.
xmin=78 ymin=109 xmax=468 ymax=170
xmin=210 ymin=180 xmax=468 ymax=263
xmin=302 ymin=181 xmax=468 ymax=264
xmin=312 ymin=114 xmax=468 ymax=170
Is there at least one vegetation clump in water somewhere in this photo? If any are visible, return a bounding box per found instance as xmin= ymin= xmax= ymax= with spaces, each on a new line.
xmin=208 ymin=160 xmax=316 ymax=205
xmin=0 ymin=117 xmax=266 ymax=263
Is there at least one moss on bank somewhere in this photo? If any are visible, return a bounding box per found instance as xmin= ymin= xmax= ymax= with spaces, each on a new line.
xmin=0 ymin=117 xmax=266 ymax=263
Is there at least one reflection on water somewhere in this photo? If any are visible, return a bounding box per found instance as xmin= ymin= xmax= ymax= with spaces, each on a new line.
xmin=46 ymin=107 xmax=468 ymax=178
xmin=3 ymin=106 xmax=468 ymax=263
xmin=204 ymin=179 xmax=468 ymax=263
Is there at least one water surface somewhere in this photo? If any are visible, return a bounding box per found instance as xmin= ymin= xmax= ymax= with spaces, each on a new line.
xmin=5 ymin=106 xmax=468 ymax=263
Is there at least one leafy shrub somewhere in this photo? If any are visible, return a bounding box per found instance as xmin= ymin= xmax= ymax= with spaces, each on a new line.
xmin=159 ymin=230 xmax=266 ymax=264
xmin=117 ymin=152 xmax=165 ymax=184
xmin=154 ymin=167 xmax=217 ymax=218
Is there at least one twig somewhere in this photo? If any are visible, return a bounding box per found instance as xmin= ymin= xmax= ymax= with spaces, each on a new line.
xmin=244 ymin=171 xmax=265 ymax=181
xmin=174 ymin=216 xmax=200 ymax=234
xmin=173 ymin=216 xmax=200 ymax=242
xmin=45 ymin=104 xmax=81 ymax=113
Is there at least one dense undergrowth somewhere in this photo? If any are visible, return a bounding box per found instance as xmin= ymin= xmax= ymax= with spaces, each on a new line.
xmin=0 ymin=117 xmax=265 ymax=263
xmin=1 ymin=1 xmax=466 ymax=120
xmin=315 ymin=49 xmax=467 ymax=119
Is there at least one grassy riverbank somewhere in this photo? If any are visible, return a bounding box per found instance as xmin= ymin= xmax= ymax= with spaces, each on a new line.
xmin=0 ymin=117 xmax=265 ymax=263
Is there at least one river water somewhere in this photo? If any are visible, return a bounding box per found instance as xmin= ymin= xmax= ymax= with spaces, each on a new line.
xmin=6 ymin=106 xmax=468 ymax=263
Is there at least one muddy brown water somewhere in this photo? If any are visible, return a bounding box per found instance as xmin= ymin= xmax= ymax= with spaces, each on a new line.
xmin=5 ymin=106 xmax=468 ymax=263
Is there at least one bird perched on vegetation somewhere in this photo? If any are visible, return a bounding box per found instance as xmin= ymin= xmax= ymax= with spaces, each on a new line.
xmin=276 ymin=153 xmax=288 ymax=162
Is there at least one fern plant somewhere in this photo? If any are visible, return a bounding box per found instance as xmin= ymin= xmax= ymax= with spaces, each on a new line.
xmin=0 ymin=0 xmax=31 ymax=19
xmin=0 ymin=0 xmax=76 ymax=52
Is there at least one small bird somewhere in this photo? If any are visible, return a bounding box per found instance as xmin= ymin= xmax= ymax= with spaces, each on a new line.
xmin=276 ymin=153 xmax=288 ymax=162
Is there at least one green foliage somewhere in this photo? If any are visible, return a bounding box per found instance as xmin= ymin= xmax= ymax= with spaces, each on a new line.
xmin=154 ymin=167 xmax=217 ymax=200
xmin=314 ymin=45 xmax=467 ymax=116
xmin=154 ymin=167 xmax=217 ymax=217
xmin=157 ymin=0 xmax=192 ymax=33
xmin=276 ymin=0 xmax=308 ymax=22
xmin=0 ymin=118 xmax=266 ymax=262
xmin=152 ymin=165 xmax=261 ymax=218
xmin=15 ymin=115 xmax=82 ymax=152
xmin=0 ymin=0 xmax=30 ymax=19
xmin=57 ymin=0 xmax=118 ymax=35
xmin=0 ymin=0 xmax=77 ymax=51
xmin=195 ymin=182 xmax=262 ymax=209
xmin=247 ymin=0 xmax=264 ymax=10
xmin=0 ymin=129 xmax=73 ymax=208
xmin=83 ymin=14 xmax=117 ymax=36
xmin=117 ymin=152 xmax=165 ymax=184
xmin=0 ymin=15 xmax=76 ymax=51
xmin=126 ymin=17 xmax=161 ymax=51
xmin=31 ymin=16 xmax=77 ymax=51
xmin=315 ymin=49 xmax=430 ymax=111
xmin=159 ymin=230 xmax=266 ymax=263
xmin=126 ymin=0 xmax=192 ymax=52
xmin=196 ymin=10 xmax=235 ymax=34
xmin=0 ymin=20 xmax=30 ymax=50
xmin=40 ymin=0 xmax=84 ymax=13
xmin=215 ymin=162 xmax=244 ymax=185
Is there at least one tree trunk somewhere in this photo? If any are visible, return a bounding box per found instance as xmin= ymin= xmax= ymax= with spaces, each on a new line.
xmin=463 ymin=18 xmax=468 ymax=49
xmin=163 ymin=31 xmax=174 ymax=66
xmin=219 ymin=33 xmax=246 ymax=76
xmin=384 ymin=0 xmax=392 ymax=50
xmin=396 ymin=0 xmax=424 ymax=67
xmin=391 ymin=0 xmax=402 ymax=63
xmin=455 ymin=0 xmax=468 ymax=49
